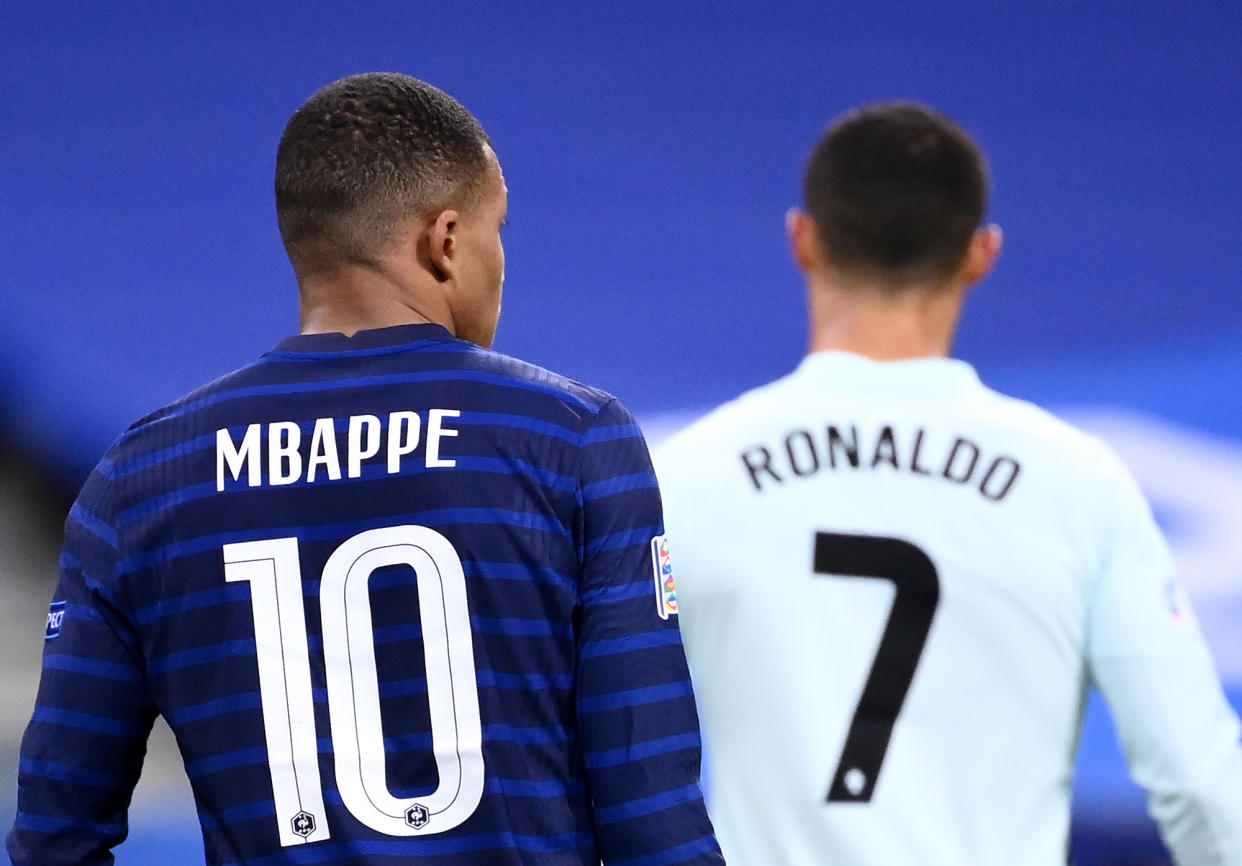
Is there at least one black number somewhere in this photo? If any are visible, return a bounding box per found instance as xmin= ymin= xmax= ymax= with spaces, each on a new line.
xmin=814 ymin=532 xmax=940 ymax=803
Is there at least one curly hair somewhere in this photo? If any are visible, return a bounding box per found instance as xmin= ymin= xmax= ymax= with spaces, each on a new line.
xmin=275 ymin=72 xmax=492 ymax=273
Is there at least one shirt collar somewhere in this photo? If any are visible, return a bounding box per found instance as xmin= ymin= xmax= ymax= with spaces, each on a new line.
xmin=793 ymin=350 xmax=982 ymax=396
xmin=271 ymin=323 xmax=458 ymax=355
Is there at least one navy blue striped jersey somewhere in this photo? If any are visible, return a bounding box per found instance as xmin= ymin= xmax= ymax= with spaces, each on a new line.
xmin=8 ymin=323 xmax=723 ymax=866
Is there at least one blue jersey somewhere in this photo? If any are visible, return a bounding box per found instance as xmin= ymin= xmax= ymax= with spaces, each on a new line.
xmin=8 ymin=323 xmax=722 ymax=866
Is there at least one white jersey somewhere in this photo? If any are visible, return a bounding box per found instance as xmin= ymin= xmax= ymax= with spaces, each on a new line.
xmin=655 ymin=351 xmax=1242 ymax=866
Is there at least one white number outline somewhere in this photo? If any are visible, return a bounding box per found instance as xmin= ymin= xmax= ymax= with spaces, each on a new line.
xmin=224 ymin=525 xmax=484 ymax=846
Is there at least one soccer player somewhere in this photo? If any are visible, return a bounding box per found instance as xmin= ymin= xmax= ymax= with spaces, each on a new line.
xmin=655 ymin=103 xmax=1242 ymax=865
xmin=7 ymin=73 xmax=723 ymax=866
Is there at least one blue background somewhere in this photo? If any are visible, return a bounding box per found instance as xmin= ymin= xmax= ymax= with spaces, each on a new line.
xmin=2 ymin=2 xmax=1239 ymax=863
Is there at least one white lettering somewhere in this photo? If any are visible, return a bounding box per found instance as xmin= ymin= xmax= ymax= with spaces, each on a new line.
xmin=426 ymin=410 xmax=461 ymax=468
xmin=348 ymin=415 xmax=382 ymax=478
xmin=269 ymin=422 xmax=303 ymax=486
xmin=307 ymin=417 xmax=342 ymax=483
xmin=387 ymin=412 xmax=422 ymax=473
xmin=217 ymin=424 xmax=262 ymax=491
xmin=217 ymin=410 xmax=462 ymax=491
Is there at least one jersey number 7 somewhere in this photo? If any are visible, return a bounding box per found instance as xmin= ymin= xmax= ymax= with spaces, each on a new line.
xmin=814 ymin=532 xmax=940 ymax=803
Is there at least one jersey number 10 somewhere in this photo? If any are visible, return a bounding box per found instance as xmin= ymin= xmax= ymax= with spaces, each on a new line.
xmin=814 ymin=532 xmax=940 ymax=803
xmin=223 ymin=525 xmax=484 ymax=847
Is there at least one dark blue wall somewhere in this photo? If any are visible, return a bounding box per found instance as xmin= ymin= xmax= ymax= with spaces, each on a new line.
xmin=3 ymin=1 xmax=1239 ymax=483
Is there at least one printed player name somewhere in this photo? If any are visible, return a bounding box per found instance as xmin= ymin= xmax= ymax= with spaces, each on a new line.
xmin=741 ymin=423 xmax=1021 ymax=502
xmin=217 ymin=409 xmax=461 ymax=491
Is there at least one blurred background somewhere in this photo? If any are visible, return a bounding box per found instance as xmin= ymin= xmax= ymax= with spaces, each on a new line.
xmin=2 ymin=1 xmax=1239 ymax=863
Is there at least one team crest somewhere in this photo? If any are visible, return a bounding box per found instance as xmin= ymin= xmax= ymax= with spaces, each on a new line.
xmin=290 ymin=810 xmax=316 ymax=838
xmin=650 ymin=534 xmax=678 ymax=619
xmin=405 ymin=803 xmax=430 ymax=829
xmin=45 ymin=601 xmax=67 ymax=640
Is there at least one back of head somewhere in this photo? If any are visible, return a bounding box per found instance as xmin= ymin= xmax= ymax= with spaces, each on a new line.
xmin=275 ymin=72 xmax=491 ymax=276
xmin=804 ymin=102 xmax=988 ymax=288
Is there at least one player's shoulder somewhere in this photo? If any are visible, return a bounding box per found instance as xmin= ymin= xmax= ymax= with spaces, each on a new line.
xmin=655 ymin=375 xmax=795 ymax=476
xmin=109 ymin=362 xmax=266 ymax=452
xmin=455 ymin=343 xmax=623 ymax=421
xmin=973 ymin=383 xmax=1134 ymax=489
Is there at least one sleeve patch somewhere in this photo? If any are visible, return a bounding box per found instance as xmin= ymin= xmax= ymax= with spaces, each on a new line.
xmin=45 ymin=601 xmax=67 ymax=640
xmin=651 ymin=535 xmax=678 ymax=619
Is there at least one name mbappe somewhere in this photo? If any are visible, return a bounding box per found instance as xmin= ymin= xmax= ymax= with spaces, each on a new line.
xmin=216 ymin=409 xmax=461 ymax=491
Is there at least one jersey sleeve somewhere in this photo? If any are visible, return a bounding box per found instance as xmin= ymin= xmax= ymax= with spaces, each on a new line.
xmin=573 ymin=399 xmax=723 ymax=865
xmin=6 ymin=468 xmax=157 ymax=866
xmin=1086 ymin=459 xmax=1242 ymax=864
xmin=649 ymin=436 xmax=722 ymax=667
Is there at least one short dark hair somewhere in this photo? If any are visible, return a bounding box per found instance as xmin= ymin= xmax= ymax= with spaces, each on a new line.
xmin=803 ymin=102 xmax=988 ymax=286
xmin=275 ymin=72 xmax=491 ymax=273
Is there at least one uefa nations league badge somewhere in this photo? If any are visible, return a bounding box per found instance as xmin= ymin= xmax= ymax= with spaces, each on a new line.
xmin=650 ymin=534 xmax=678 ymax=619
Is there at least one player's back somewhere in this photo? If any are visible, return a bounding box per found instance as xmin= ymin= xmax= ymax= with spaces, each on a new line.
xmin=657 ymin=350 xmax=1137 ymax=866
xmin=24 ymin=323 xmax=713 ymax=865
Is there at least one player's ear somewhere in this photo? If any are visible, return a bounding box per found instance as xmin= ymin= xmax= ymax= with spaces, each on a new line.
xmin=787 ymin=208 xmax=825 ymax=274
xmin=426 ymin=209 xmax=460 ymax=284
xmin=959 ymin=224 xmax=1003 ymax=288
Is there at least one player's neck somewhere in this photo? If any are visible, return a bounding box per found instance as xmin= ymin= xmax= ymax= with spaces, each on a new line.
xmin=297 ymin=263 xmax=450 ymax=338
xmin=806 ymin=277 xmax=965 ymax=361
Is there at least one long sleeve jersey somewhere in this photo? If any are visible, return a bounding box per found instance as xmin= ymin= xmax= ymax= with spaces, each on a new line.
xmin=656 ymin=350 xmax=1242 ymax=866
xmin=9 ymin=323 xmax=723 ymax=866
